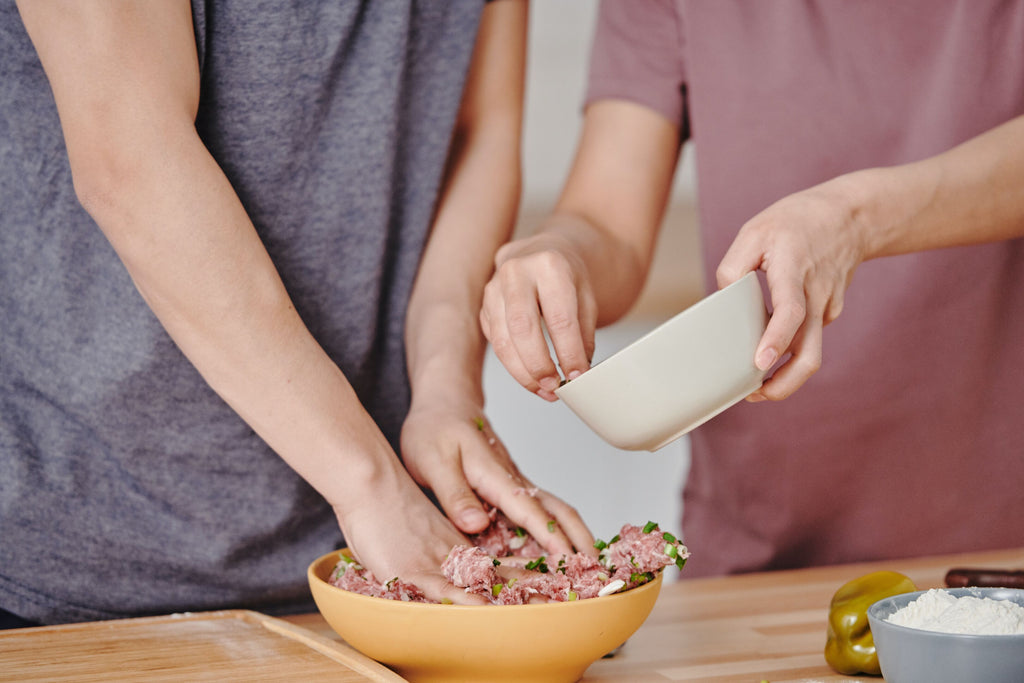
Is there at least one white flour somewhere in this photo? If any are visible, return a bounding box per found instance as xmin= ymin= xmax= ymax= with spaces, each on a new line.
xmin=886 ymin=588 xmax=1024 ymax=635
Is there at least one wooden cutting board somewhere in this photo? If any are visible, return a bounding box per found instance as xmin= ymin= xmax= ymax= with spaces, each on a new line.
xmin=0 ymin=609 xmax=405 ymax=682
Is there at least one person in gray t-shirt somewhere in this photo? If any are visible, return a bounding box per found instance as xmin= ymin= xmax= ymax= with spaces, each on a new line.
xmin=1 ymin=0 xmax=592 ymax=625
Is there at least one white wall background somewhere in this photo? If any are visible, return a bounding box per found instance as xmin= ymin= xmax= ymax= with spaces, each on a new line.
xmin=481 ymin=2 xmax=703 ymax=566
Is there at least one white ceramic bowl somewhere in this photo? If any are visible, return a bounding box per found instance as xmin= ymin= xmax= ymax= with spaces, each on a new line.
xmin=867 ymin=588 xmax=1024 ymax=683
xmin=555 ymin=271 xmax=768 ymax=451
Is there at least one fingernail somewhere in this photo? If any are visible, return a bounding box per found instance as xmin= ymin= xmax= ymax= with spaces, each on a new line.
xmin=755 ymin=347 xmax=778 ymax=371
xmin=539 ymin=376 xmax=559 ymax=392
xmin=747 ymin=392 xmax=766 ymax=403
xmin=461 ymin=508 xmax=489 ymax=528
xmin=567 ymin=370 xmax=581 ymax=380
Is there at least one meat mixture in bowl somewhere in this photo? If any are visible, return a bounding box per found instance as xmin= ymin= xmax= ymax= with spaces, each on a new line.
xmin=328 ymin=513 xmax=689 ymax=605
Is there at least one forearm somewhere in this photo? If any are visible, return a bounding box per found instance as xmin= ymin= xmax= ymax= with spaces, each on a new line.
xmin=406 ymin=0 xmax=526 ymax=403
xmin=534 ymin=99 xmax=682 ymax=326
xmin=853 ymin=114 xmax=1024 ymax=259
xmin=407 ymin=124 xmax=519 ymax=402
xmin=77 ymin=131 xmax=403 ymax=506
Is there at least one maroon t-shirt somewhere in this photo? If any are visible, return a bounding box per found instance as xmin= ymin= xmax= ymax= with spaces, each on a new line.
xmin=587 ymin=0 xmax=1024 ymax=577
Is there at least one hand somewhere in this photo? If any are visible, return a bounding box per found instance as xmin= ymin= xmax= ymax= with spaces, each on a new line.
xmin=331 ymin=475 xmax=490 ymax=605
xmin=400 ymin=392 xmax=595 ymax=557
xmin=716 ymin=173 xmax=870 ymax=401
xmin=479 ymin=232 xmax=598 ymax=401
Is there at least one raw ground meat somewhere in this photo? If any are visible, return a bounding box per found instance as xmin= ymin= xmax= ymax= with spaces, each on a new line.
xmin=327 ymin=516 xmax=690 ymax=605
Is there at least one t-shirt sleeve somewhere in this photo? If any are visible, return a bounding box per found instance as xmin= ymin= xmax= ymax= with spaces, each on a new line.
xmin=584 ymin=0 xmax=687 ymax=129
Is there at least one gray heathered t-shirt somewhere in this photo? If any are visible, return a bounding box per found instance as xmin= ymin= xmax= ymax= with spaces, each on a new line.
xmin=0 ymin=0 xmax=484 ymax=624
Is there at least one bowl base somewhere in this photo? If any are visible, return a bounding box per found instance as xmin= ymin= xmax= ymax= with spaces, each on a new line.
xmin=648 ymin=380 xmax=762 ymax=451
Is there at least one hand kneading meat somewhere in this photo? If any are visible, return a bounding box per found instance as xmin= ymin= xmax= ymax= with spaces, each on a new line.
xmin=327 ymin=513 xmax=690 ymax=604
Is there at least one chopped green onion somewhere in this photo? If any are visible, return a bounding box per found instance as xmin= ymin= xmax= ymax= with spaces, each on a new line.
xmin=662 ymin=531 xmax=677 ymax=543
xmin=474 ymin=416 xmax=485 ymax=431
xmin=630 ymin=556 xmax=639 ymax=567
xmin=665 ymin=544 xmax=678 ymax=558
xmin=642 ymin=521 xmax=658 ymax=534
xmin=630 ymin=571 xmax=655 ymax=585
xmin=514 ymin=527 xmax=527 ymax=538
xmin=492 ymin=558 xmax=501 ymax=566
xmin=593 ymin=539 xmax=607 ymax=551
xmin=508 ymin=578 xmax=518 ymax=587
xmin=609 ymin=534 xmax=620 ymax=544
xmin=547 ymin=520 xmax=557 ymax=533
xmin=567 ymin=591 xmax=578 ymax=601
xmin=675 ymin=556 xmax=687 ymax=571
xmin=524 ymin=556 xmax=549 ymax=573
xmin=441 ymin=598 xmax=454 ymax=605
xmin=492 ymin=584 xmax=504 ymax=597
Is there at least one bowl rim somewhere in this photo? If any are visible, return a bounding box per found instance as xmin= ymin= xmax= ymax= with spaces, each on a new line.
xmin=867 ymin=587 xmax=1024 ymax=640
xmin=308 ymin=548 xmax=665 ymax=612
xmin=554 ymin=271 xmax=763 ymax=396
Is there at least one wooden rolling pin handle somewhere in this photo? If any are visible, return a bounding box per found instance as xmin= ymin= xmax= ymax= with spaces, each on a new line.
xmin=944 ymin=568 xmax=1024 ymax=588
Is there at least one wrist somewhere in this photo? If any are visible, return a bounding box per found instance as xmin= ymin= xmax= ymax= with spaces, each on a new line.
xmin=408 ymin=354 xmax=485 ymax=409
xmin=406 ymin=304 xmax=486 ymax=399
xmin=840 ymin=162 xmax=941 ymax=261
xmin=315 ymin=432 xmax=414 ymax=510
xmin=826 ymin=168 xmax=891 ymax=263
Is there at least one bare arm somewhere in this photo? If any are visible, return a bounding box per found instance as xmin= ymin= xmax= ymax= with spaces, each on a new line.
xmin=480 ymin=99 xmax=680 ymax=399
xmin=17 ymin=0 xmax=480 ymax=603
xmin=402 ymin=0 xmax=594 ymax=556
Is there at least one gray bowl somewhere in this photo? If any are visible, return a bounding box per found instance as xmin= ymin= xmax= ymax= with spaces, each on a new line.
xmin=867 ymin=588 xmax=1024 ymax=683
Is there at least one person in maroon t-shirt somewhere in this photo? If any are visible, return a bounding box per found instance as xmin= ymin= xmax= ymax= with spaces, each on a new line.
xmin=481 ymin=0 xmax=1024 ymax=576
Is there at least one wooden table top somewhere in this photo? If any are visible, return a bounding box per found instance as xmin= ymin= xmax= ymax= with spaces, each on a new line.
xmin=3 ymin=547 xmax=1021 ymax=682
xmin=284 ymin=546 xmax=1024 ymax=682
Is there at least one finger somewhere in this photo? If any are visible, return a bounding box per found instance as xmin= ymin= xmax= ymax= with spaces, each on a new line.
xmin=410 ymin=444 xmax=492 ymax=535
xmin=541 ymin=281 xmax=596 ymax=382
xmin=576 ymin=286 xmax=598 ymax=366
xmin=716 ymin=227 xmax=764 ymax=289
xmin=756 ymin=269 xmax=807 ymax=371
xmin=755 ymin=313 xmax=823 ymax=400
xmin=495 ymin=266 xmax=563 ymax=397
xmin=409 ymin=571 xmax=489 ymax=606
xmin=503 ymin=302 xmax=561 ymax=397
xmin=460 ymin=432 xmax=591 ymax=557
xmin=489 ymin=485 xmax=578 ymax=558
xmin=532 ymin=490 xmax=596 ymax=557
xmin=823 ymin=275 xmax=851 ymax=325
xmin=468 ymin=455 xmax=576 ymax=557
xmin=481 ymin=285 xmax=558 ymax=400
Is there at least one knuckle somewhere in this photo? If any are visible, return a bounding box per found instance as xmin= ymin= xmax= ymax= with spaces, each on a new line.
xmin=446 ymin=485 xmax=479 ymax=507
xmin=545 ymin=310 xmax=577 ymax=334
xmin=505 ymin=310 xmax=537 ymax=337
xmin=797 ymin=351 xmax=822 ymax=375
xmin=489 ymin=333 xmax=513 ymax=355
xmin=715 ymin=262 xmax=742 ymax=284
xmin=534 ymin=249 xmax=570 ymax=274
xmin=776 ymin=299 xmax=807 ymax=326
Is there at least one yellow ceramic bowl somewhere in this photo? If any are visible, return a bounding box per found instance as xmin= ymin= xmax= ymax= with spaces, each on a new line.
xmin=308 ymin=549 xmax=663 ymax=683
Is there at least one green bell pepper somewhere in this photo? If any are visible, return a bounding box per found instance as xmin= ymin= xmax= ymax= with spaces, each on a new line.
xmin=824 ymin=570 xmax=917 ymax=675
